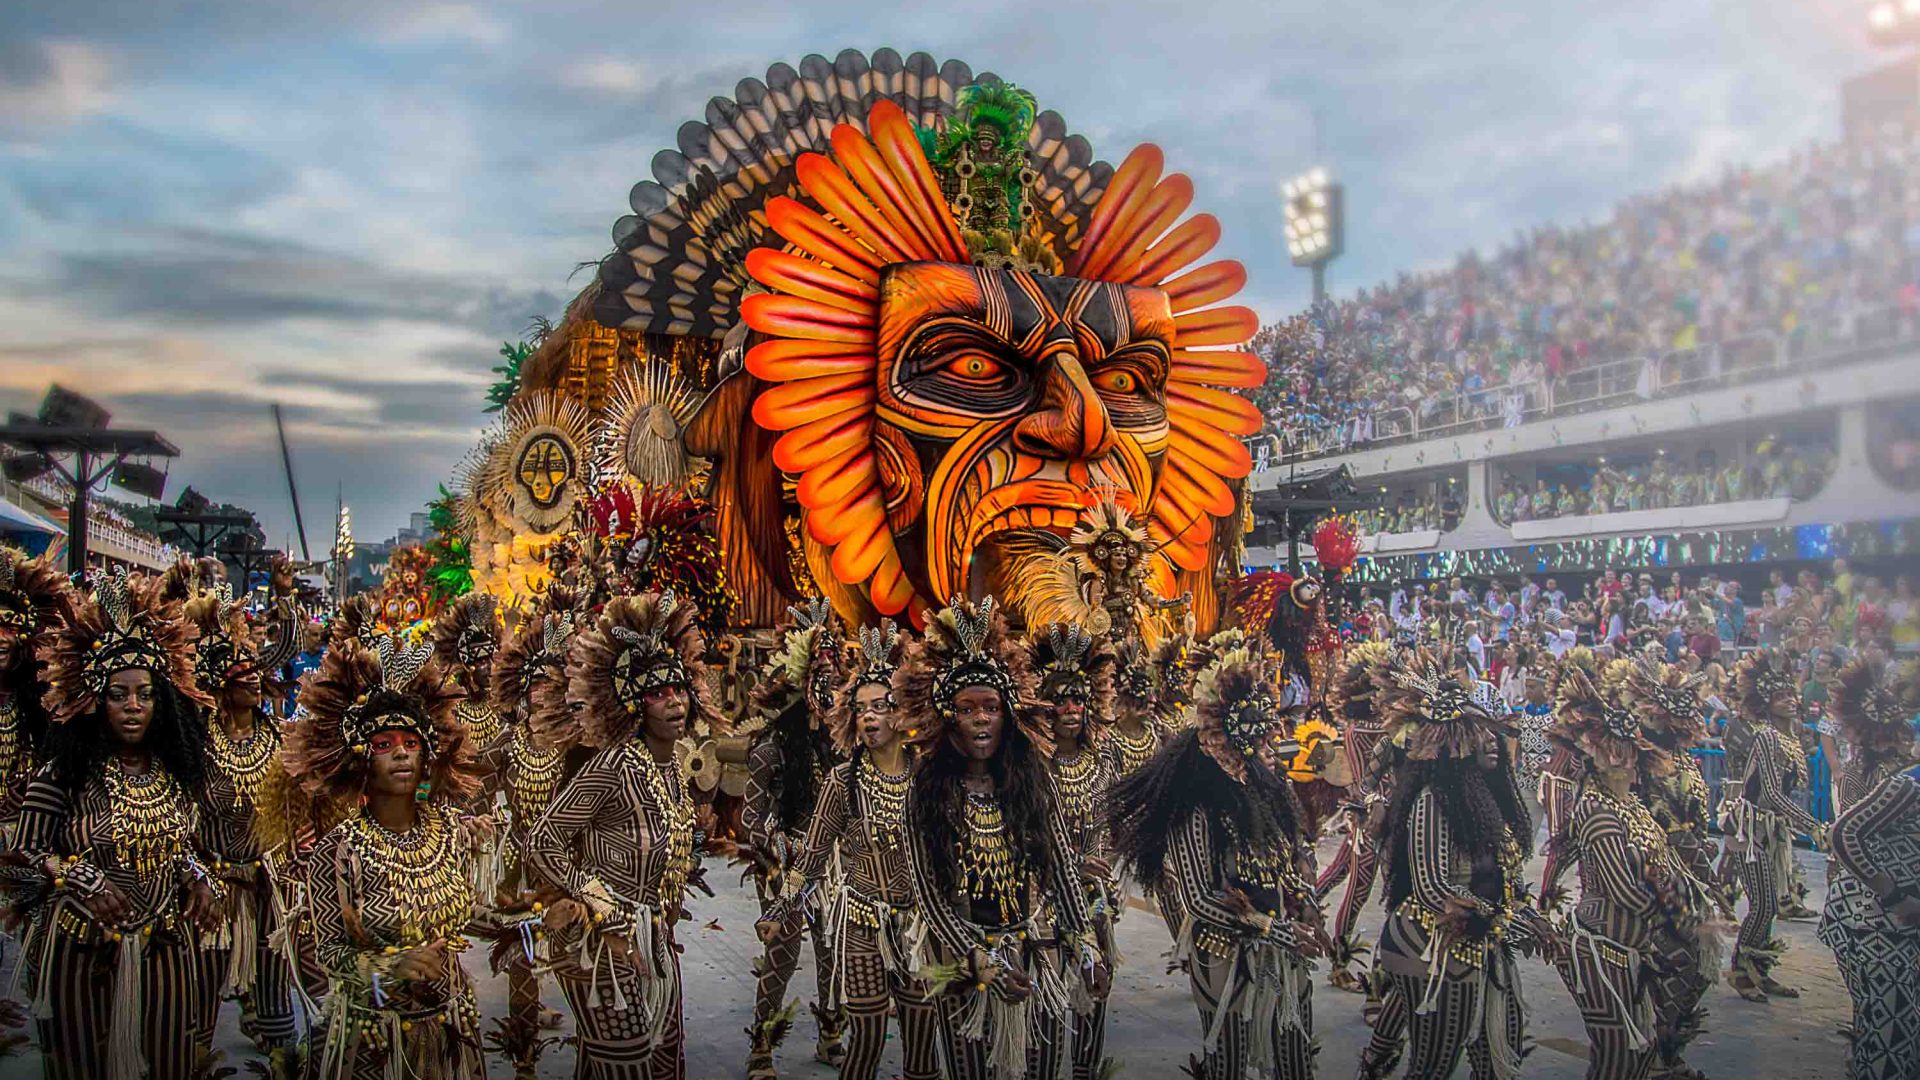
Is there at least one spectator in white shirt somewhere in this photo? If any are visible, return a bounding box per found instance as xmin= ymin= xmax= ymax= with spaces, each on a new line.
xmin=1547 ymin=614 xmax=1578 ymax=657
xmin=1465 ymin=621 xmax=1488 ymax=675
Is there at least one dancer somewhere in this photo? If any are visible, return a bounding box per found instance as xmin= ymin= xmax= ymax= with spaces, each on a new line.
xmin=0 ymin=546 xmax=71 ymax=836
xmin=526 ymin=591 xmax=712 ymax=1080
xmin=1354 ymin=648 xmax=1547 ymax=1080
xmin=895 ymin=597 xmax=1106 ymax=1080
xmin=1029 ymin=622 xmax=1118 ymax=1080
xmin=18 ymin=568 xmax=223 ymax=1080
xmin=479 ymin=600 xmax=577 ymax=1078
xmin=1105 ymin=641 xmax=1170 ymax=781
xmin=281 ymin=634 xmax=485 ymax=1079
xmin=1316 ymin=640 xmax=1393 ymax=993
xmin=742 ymin=598 xmax=846 ymax=1078
xmin=1548 ymin=662 xmax=1704 ymax=1080
xmin=1617 ymin=655 xmax=1725 ymax=1080
xmin=184 ymin=582 xmax=297 ymax=1061
xmin=1718 ymin=650 xmax=1823 ymax=1002
xmin=1819 ymin=657 xmax=1920 ymax=1080
xmin=791 ymin=619 xmax=940 ymax=1080
xmin=1108 ymin=645 xmax=1321 ymax=1080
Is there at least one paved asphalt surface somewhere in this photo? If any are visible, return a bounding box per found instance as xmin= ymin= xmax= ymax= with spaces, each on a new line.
xmin=0 ymin=839 xmax=1853 ymax=1079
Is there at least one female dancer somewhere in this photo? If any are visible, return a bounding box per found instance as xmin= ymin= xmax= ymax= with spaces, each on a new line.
xmin=743 ymin=600 xmax=845 ymax=1077
xmin=480 ymin=601 xmax=577 ymax=1078
xmin=0 ymin=545 xmax=69 ymax=835
xmin=1105 ymin=641 xmax=1169 ymax=781
xmin=1549 ymin=662 xmax=1705 ymax=1080
xmin=281 ymin=634 xmax=485 ymax=1079
xmin=1819 ymin=657 xmax=1920 ymax=1080
xmin=1029 ymin=622 xmax=1117 ymax=1080
xmin=1718 ymin=649 xmax=1823 ymax=1002
xmin=1109 ymin=645 xmax=1322 ymax=1080
xmin=185 ymin=582 xmax=297 ymax=1060
xmin=1316 ymin=640 xmax=1393 ymax=993
xmin=791 ymin=619 xmax=940 ymax=1080
xmin=1354 ymin=648 xmax=1547 ymax=1080
xmin=19 ymin=568 xmax=223 ymax=1080
xmin=1617 ymin=655 xmax=1725 ymax=1080
xmin=896 ymin=597 xmax=1105 ymax=1080
xmin=526 ymin=590 xmax=712 ymax=1080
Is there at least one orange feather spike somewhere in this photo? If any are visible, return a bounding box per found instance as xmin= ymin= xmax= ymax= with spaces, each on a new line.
xmin=1069 ymin=144 xmax=1163 ymax=277
xmin=1168 ymin=427 xmax=1253 ymax=477
xmin=764 ymin=197 xmax=883 ymax=285
xmin=773 ymin=413 xmax=871 ymax=473
xmin=1079 ymin=174 xmax=1193 ymax=282
xmin=829 ymin=122 xmax=946 ymax=263
xmin=741 ymin=294 xmax=875 ymax=345
xmin=1172 ymin=305 xmax=1259 ymax=348
xmin=745 ymin=339 xmax=874 ymax=382
xmin=751 ymin=374 xmax=875 ymax=430
xmin=795 ymin=152 xmax=917 ymax=264
xmin=1168 ymin=383 xmax=1263 ymax=435
xmin=1169 ymin=349 xmax=1267 ymax=388
xmin=795 ymin=448 xmax=877 ymax=508
xmin=1162 ymin=260 xmax=1248 ymax=314
xmin=744 ymin=249 xmax=878 ymax=316
xmin=867 ymin=100 xmax=970 ymax=263
xmin=1132 ymin=212 xmax=1219 ymax=287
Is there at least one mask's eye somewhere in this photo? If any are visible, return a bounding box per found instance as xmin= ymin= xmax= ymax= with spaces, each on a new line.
xmin=1092 ymin=369 xmax=1137 ymax=394
xmin=940 ymin=352 xmax=1007 ymax=381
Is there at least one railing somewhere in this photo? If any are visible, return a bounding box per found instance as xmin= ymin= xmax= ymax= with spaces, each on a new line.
xmin=1261 ymin=304 xmax=1920 ymax=466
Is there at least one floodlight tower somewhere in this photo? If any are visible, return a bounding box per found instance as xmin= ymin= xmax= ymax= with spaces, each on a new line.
xmin=1283 ymin=167 xmax=1344 ymax=305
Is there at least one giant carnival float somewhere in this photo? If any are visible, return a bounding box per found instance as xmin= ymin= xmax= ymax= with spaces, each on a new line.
xmin=442 ymin=48 xmax=1350 ymax=811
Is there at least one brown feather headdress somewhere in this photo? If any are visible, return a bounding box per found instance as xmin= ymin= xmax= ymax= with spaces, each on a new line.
xmin=42 ymin=567 xmax=212 ymax=725
xmin=183 ymin=581 xmax=264 ymax=702
xmin=893 ymin=596 xmax=1048 ymax=755
xmin=281 ymin=636 xmax=478 ymax=804
xmin=1733 ymin=649 xmax=1799 ymax=735
xmin=1830 ymin=657 xmax=1914 ymax=762
xmin=0 ymin=544 xmax=73 ymax=650
xmin=1026 ymin=622 xmax=1117 ymax=735
xmin=1335 ymin=640 xmax=1394 ymax=728
xmin=328 ymin=594 xmax=382 ymax=650
xmin=1191 ymin=646 xmax=1285 ymax=783
xmin=491 ymin=606 xmax=574 ymax=734
xmin=1617 ymin=655 xmax=1709 ymax=752
xmin=828 ymin=618 xmax=905 ymax=754
xmin=742 ymin=598 xmax=843 ymax=738
xmin=1375 ymin=646 xmax=1512 ymax=764
xmin=555 ymin=590 xmax=720 ymax=752
xmin=1113 ymin=638 xmax=1156 ymax=711
xmin=431 ymin=592 xmax=501 ymax=675
xmin=1549 ymin=662 xmax=1670 ymax=779
xmin=1149 ymin=631 xmax=1195 ymax=721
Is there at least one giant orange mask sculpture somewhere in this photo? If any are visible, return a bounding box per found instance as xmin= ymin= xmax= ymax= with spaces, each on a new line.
xmin=591 ymin=50 xmax=1264 ymax=630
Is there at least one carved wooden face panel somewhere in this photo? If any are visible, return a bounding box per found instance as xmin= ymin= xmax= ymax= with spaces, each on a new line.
xmin=871 ymin=262 xmax=1174 ymax=602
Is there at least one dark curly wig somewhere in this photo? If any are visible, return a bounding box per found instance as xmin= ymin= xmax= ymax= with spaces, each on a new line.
xmin=1377 ymin=746 xmax=1532 ymax=925
xmin=1108 ymin=725 xmax=1303 ymax=898
xmin=44 ymin=673 xmax=209 ymax=798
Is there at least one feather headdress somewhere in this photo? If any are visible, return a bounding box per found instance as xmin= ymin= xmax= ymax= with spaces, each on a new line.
xmin=431 ymin=592 xmax=501 ymax=674
xmin=829 ymin=618 xmax=905 ymax=753
xmin=327 ymin=594 xmax=382 ymax=650
xmin=183 ymin=581 xmax=263 ymax=697
xmin=1335 ymin=640 xmax=1395 ymax=726
xmin=1191 ymin=645 xmax=1285 ymax=783
xmin=1617 ymin=655 xmax=1710 ymax=752
xmin=743 ymin=598 xmax=843 ymax=737
xmin=556 ymin=591 xmax=720 ymax=751
xmin=1375 ymin=647 xmax=1512 ymax=764
xmin=1149 ymin=632 xmax=1196 ymax=720
xmin=893 ymin=596 xmax=1047 ymax=754
xmin=491 ymin=607 xmax=574 ymax=735
xmin=42 ymin=567 xmax=211 ymax=725
xmin=1112 ymin=638 xmax=1156 ymax=710
xmin=1549 ymin=661 xmax=1670 ymax=779
xmin=0 ymin=544 xmax=72 ymax=648
xmin=1830 ymin=657 xmax=1914 ymax=762
xmin=281 ymin=637 xmax=478 ymax=804
xmin=1026 ymin=622 xmax=1117 ymax=732
xmin=1733 ymin=649 xmax=1799 ymax=735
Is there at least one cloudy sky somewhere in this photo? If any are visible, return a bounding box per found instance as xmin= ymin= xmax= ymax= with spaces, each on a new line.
xmin=0 ymin=0 xmax=1880 ymax=548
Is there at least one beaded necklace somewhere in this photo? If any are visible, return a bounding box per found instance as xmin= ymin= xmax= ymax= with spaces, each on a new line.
xmin=1052 ymin=747 xmax=1100 ymax=837
xmin=341 ymin=803 xmax=472 ymax=946
xmin=0 ymin=697 xmax=21 ymax=787
xmin=1110 ymin=723 xmax=1158 ymax=777
xmin=625 ymin=742 xmax=695 ymax=913
xmin=858 ymin=756 xmax=910 ymax=854
xmin=1592 ymin=786 xmax=1670 ymax=865
xmin=456 ymin=702 xmax=503 ymax=750
xmin=208 ymin=712 xmax=278 ymax=809
xmin=506 ymin=723 xmax=566 ymax=825
xmin=959 ymin=789 xmax=1023 ymax=925
xmin=104 ymin=758 xmax=189 ymax=883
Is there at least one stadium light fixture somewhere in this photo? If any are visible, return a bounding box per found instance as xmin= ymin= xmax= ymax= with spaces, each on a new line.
xmin=1282 ymin=167 xmax=1344 ymax=304
xmin=1867 ymin=0 xmax=1920 ymax=42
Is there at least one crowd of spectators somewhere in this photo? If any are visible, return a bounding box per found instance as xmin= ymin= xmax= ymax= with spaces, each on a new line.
xmin=1250 ymin=133 xmax=1920 ymax=462
xmin=1492 ymin=434 xmax=1836 ymax=523
xmin=1348 ymin=558 xmax=1917 ymax=694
